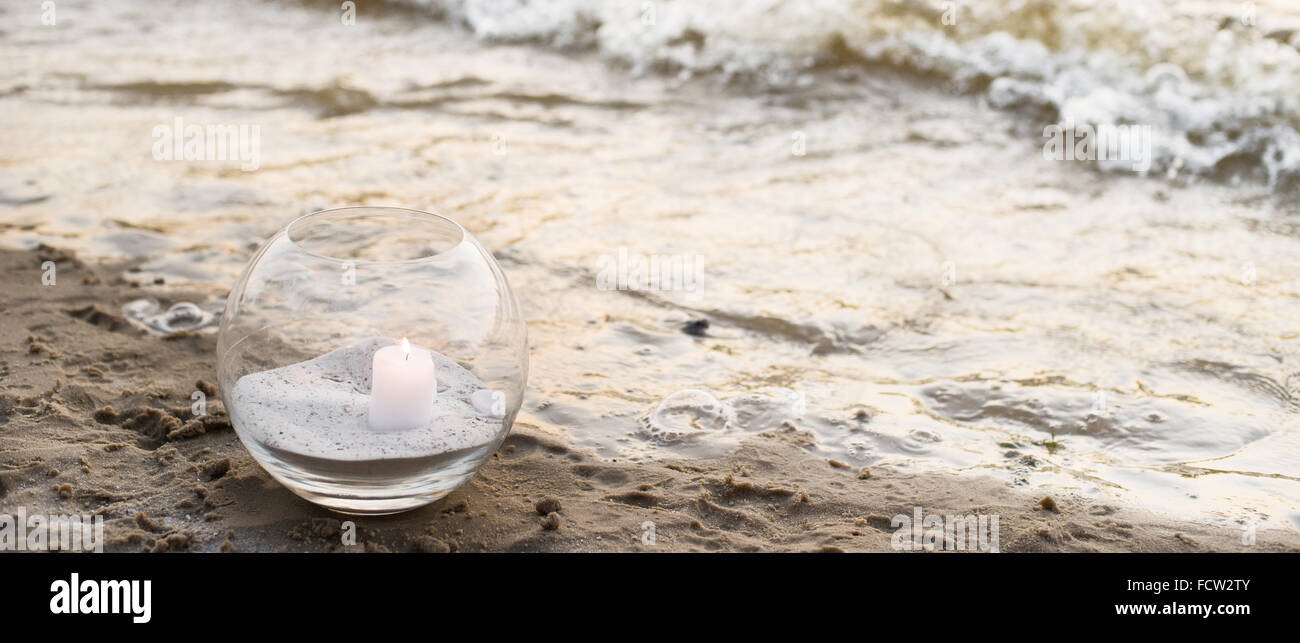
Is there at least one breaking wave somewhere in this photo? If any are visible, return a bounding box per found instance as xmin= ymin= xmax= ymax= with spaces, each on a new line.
xmin=404 ymin=0 xmax=1300 ymax=192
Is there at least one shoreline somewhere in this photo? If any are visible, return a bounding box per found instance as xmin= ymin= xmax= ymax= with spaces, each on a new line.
xmin=1 ymin=246 xmax=1295 ymax=552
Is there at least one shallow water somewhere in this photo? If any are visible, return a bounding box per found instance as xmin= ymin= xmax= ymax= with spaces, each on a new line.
xmin=2 ymin=0 xmax=1300 ymax=532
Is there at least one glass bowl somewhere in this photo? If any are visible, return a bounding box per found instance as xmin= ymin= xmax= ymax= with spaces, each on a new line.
xmin=216 ymin=207 xmax=528 ymax=515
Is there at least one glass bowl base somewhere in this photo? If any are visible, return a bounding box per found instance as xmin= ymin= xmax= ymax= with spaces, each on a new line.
xmin=245 ymin=438 xmax=497 ymax=515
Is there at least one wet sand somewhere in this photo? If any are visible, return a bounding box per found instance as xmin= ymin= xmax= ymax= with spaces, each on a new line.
xmin=1 ymin=246 xmax=1295 ymax=552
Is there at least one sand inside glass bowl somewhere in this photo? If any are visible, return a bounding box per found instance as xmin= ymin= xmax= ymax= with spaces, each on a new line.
xmin=229 ymin=337 xmax=502 ymax=461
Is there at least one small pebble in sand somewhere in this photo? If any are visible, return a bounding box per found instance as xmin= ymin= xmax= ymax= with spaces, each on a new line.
xmin=535 ymin=497 xmax=562 ymax=515
xmin=1038 ymin=496 xmax=1060 ymax=512
xmin=828 ymin=459 xmax=849 ymax=469
xmin=858 ymin=467 xmax=872 ymax=480
xmin=681 ymin=319 xmax=710 ymax=336
xmin=541 ymin=512 xmax=561 ymax=530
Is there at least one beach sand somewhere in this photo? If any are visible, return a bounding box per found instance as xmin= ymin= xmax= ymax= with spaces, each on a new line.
xmin=2 ymin=245 xmax=1295 ymax=552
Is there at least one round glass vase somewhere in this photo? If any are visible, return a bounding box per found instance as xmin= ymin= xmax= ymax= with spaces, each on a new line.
xmin=217 ymin=207 xmax=528 ymax=515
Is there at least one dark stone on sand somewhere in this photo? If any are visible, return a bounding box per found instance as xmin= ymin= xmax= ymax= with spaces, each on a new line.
xmin=541 ymin=512 xmax=561 ymax=530
xmin=682 ymin=319 xmax=710 ymax=336
xmin=1038 ymin=496 xmax=1059 ymax=512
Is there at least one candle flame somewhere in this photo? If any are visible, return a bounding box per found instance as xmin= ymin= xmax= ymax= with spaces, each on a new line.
xmin=401 ymin=337 xmax=411 ymax=361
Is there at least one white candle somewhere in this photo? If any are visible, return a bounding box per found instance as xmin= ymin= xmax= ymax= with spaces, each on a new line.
xmin=368 ymin=337 xmax=436 ymax=432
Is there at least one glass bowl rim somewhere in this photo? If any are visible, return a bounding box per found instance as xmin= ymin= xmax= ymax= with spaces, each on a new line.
xmin=284 ymin=206 xmax=469 ymax=266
